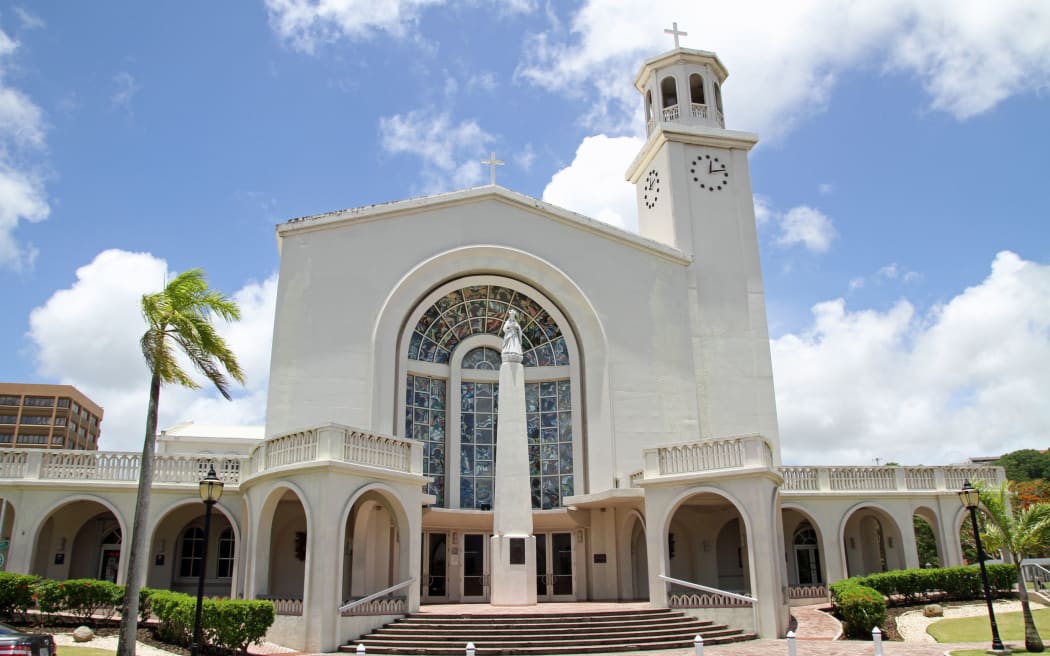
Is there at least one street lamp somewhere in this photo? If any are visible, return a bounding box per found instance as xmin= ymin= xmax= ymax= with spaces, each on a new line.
xmin=191 ymin=465 xmax=224 ymax=656
xmin=959 ymin=480 xmax=1006 ymax=653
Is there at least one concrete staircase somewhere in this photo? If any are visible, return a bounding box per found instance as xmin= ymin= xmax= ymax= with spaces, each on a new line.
xmin=343 ymin=607 xmax=757 ymax=655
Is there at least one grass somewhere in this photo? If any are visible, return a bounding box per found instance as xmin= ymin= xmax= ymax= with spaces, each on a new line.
xmin=57 ymin=648 xmax=115 ymax=656
xmin=931 ymin=606 xmax=1050 ymax=648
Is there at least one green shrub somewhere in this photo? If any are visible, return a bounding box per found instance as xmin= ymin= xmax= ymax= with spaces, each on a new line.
xmin=61 ymin=579 xmax=123 ymax=620
xmin=840 ymin=564 xmax=1017 ymax=605
xmin=139 ymin=586 xmax=158 ymax=624
xmin=831 ymin=582 xmax=886 ymax=639
xmin=149 ymin=590 xmax=275 ymax=653
xmin=149 ymin=590 xmax=195 ymax=646
xmin=202 ymin=599 xmax=275 ymax=653
xmin=0 ymin=573 xmax=39 ymax=619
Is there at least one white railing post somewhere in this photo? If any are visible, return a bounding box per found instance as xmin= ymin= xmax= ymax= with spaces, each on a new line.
xmin=786 ymin=630 xmax=796 ymax=656
xmin=872 ymin=627 xmax=883 ymax=656
xmin=694 ymin=634 xmax=703 ymax=656
xmin=465 ymin=642 xmax=475 ymax=656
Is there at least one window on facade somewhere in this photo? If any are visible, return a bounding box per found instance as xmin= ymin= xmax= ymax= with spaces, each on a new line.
xmin=54 ymin=417 xmax=66 ymax=427
xmin=0 ymin=434 xmax=11 ymax=444
xmin=56 ymin=398 xmax=70 ymax=408
xmin=461 ymin=381 xmax=497 ymax=509
xmin=18 ymin=434 xmax=46 ymax=445
xmin=0 ymin=416 xmax=15 ymax=424
xmin=21 ymin=416 xmax=50 ymax=425
xmin=714 ymin=82 xmax=723 ymax=113
xmin=406 ymin=284 xmax=575 ymax=510
xmin=0 ymin=396 xmax=18 ymax=406
xmin=406 ymin=374 xmax=447 ymax=505
xmin=645 ymin=90 xmax=653 ymax=123
xmin=23 ymin=396 xmax=53 ymax=407
xmin=660 ymin=76 xmax=678 ymax=108
xmin=216 ymin=527 xmax=235 ymax=578
xmin=179 ymin=527 xmax=205 ymax=578
xmin=689 ymin=74 xmax=705 ymax=104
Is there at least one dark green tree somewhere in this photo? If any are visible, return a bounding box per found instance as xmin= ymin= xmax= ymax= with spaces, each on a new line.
xmin=996 ymin=449 xmax=1050 ymax=483
xmin=913 ymin=516 xmax=940 ymax=567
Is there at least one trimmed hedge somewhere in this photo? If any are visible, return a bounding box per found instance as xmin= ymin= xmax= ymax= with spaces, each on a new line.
xmin=0 ymin=574 xmax=38 ymax=619
xmin=830 ymin=581 xmax=886 ymax=639
xmin=833 ymin=564 xmax=1017 ymax=605
xmin=150 ymin=590 xmax=274 ymax=654
xmin=0 ymin=572 xmax=274 ymax=654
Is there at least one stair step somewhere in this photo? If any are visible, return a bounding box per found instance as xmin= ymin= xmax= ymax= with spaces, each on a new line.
xmin=343 ymin=607 xmax=757 ymax=655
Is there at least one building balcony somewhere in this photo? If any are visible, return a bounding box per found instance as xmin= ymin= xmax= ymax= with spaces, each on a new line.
xmin=0 ymin=423 xmax=423 ymax=489
xmin=648 ymin=103 xmax=725 ymax=136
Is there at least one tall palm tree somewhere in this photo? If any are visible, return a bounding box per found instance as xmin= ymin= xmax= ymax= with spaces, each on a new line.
xmin=116 ymin=269 xmax=245 ymax=656
xmin=978 ymin=482 xmax=1050 ymax=653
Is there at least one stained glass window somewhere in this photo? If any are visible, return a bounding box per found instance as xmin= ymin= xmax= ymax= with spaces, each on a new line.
xmin=462 ymin=347 xmax=501 ymax=370
xmin=526 ymin=380 xmax=573 ymax=509
xmin=406 ymin=284 xmax=575 ymax=510
xmin=460 ymin=381 xmax=498 ymax=509
xmin=408 ymin=285 xmax=569 ymax=367
xmin=406 ymin=374 xmax=447 ymax=506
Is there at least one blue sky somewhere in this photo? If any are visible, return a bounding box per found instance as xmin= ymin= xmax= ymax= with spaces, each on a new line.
xmin=2 ymin=1 xmax=1049 ymax=465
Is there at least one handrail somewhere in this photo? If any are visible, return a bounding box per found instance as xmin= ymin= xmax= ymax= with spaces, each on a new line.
xmin=659 ymin=574 xmax=756 ymax=603
xmin=338 ymin=578 xmax=415 ymax=613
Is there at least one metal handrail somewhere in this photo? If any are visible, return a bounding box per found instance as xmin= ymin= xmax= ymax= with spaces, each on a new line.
xmin=338 ymin=578 xmax=415 ymax=613
xmin=659 ymin=574 xmax=757 ymax=603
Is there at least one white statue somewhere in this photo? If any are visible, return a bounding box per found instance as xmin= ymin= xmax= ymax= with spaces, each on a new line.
xmin=501 ymin=309 xmax=523 ymax=363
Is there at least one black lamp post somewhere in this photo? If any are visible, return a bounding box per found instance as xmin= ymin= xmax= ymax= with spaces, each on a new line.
xmin=959 ymin=480 xmax=1006 ymax=653
xmin=190 ymin=465 xmax=224 ymax=656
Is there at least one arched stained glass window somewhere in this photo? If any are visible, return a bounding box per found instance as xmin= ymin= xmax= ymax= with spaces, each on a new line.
xmin=404 ymin=282 xmax=576 ymax=510
xmin=408 ymin=285 xmax=569 ymax=367
xmin=462 ymin=347 xmax=501 ymax=370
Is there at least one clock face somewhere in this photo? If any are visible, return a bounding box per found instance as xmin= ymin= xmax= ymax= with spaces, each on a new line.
xmin=643 ymin=169 xmax=660 ymax=209
xmin=690 ymin=153 xmax=730 ymax=192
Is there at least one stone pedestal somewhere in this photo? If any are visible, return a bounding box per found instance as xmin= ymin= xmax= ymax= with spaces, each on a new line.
xmin=490 ymin=357 xmax=537 ymax=605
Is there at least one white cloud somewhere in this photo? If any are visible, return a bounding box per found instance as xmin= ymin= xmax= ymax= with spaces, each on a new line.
xmin=0 ymin=24 xmax=48 ymax=270
xmin=518 ymin=1 xmax=1050 ymax=139
xmin=111 ymin=71 xmax=140 ymax=110
xmin=776 ymin=206 xmax=835 ymax=253
xmin=378 ymin=110 xmax=495 ymax=193
xmin=264 ymin=0 xmax=445 ymax=54
xmin=772 ymin=251 xmax=1050 ymax=465
xmin=818 ymin=183 xmax=834 ymax=195
xmin=13 ymin=7 xmax=45 ymax=30
xmin=514 ymin=143 xmax=535 ymax=172
xmin=542 ymin=134 xmax=641 ymax=231
xmin=27 ymin=250 xmax=277 ymax=451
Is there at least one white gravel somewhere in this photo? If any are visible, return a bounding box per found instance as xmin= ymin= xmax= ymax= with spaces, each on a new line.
xmin=51 ymin=631 xmax=179 ymax=656
xmin=896 ymin=599 xmax=1046 ymax=643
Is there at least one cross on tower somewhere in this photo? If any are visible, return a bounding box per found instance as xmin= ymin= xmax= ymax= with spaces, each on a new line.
xmin=664 ymin=21 xmax=688 ymax=49
xmin=482 ymin=151 xmax=505 ymax=185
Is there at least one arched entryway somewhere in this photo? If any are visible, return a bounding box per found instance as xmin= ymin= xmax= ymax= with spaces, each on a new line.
xmin=843 ymin=505 xmax=906 ymax=576
xmin=252 ymin=487 xmax=308 ymax=608
xmin=913 ymin=506 xmax=943 ymax=568
xmin=148 ymin=501 xmax=238 ymax=596
xmin=0 ymin=499 xmax=15 ymax=572
xmin=629 ymin=514 xmax=648 ymax=601
xmin=781 ymin=507 xmax=827 ymax=594
xmin=31 ymin=498 xmax=126 ymax=583
xmin=342 ymin=489 xmax=405 ymax=604
xmin=663 ymin=491 xmax=751 ymax=598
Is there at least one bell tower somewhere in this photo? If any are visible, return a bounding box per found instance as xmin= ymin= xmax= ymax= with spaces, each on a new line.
xmin=625 ymin=32 xmax=780 ymax=460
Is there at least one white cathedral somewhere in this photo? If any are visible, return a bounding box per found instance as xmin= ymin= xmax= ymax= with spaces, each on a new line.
xmin=0 ymin=43 xmax=1004 ymax=652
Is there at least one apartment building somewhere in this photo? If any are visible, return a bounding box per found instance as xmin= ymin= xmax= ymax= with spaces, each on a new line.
xmin=0 ymin=383 xmax=102 ymax=450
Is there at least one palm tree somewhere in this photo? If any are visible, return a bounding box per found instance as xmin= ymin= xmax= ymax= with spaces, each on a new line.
xmin=978 ymin=481 xmax=1050 ymax=653
xmin=116 ymin=269 xmax=245 ymax=656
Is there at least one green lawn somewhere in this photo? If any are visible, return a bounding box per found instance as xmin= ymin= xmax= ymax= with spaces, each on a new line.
xmin=930 ymin=606 xmax=1050 ymax=645
xmin=57 ymin=647 xmax=114 ymax=656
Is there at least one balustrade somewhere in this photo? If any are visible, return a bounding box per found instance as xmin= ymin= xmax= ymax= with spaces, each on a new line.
xmin=644 ymin=434 xmax=772 ymax=478
xmin=778 ymin=465 xmax=1004 ymax=493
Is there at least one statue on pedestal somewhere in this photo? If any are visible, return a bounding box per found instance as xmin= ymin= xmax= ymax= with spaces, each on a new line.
xmin=502 ymin=309 xmax=523 ymax=363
